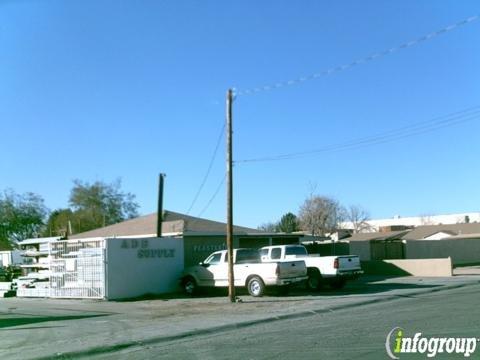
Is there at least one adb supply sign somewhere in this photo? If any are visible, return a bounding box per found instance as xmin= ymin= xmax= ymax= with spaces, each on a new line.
xmin=386 ymin=327 xmax=479 ymax=358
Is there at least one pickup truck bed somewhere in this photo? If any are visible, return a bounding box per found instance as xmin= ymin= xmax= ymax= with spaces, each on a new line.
xmin=260 ymin=245 xmax=363 ymax=291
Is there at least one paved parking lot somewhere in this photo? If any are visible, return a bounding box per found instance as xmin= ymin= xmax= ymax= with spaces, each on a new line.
xmin=1 ymin=274 xmax=480 ymax=359
xmin=108 ymin=281 xmax=480 ymax=360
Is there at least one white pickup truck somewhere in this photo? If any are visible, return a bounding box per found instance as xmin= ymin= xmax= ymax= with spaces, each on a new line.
xmin=181 ymin=248 xmax=307 ymax=297
xmin=260 ymin=245 xmax=363 ymax=291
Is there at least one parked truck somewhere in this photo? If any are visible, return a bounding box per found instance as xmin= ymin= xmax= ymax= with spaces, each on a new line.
xmin=180 ymin=248 xmax=307 ymax=297
xmin=260 ymin=245 xmax=362 ymax=290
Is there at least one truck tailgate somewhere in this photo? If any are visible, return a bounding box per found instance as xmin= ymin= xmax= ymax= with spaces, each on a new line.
xmin=278 ymin=260 xmax=306 ymax=278
xmin=337 ymin=256 xmax=361 ymax=271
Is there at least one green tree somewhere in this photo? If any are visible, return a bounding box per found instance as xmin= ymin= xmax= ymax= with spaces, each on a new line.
xmin=0 ymin=189 xmax=48 ymax=247
xmin=69 ymin=179 xmax=139 ymax=233
xmin=43 ymin=208 xmax=75 ymax=237
xmin=277 ymin=212 xmax=300 ymax=233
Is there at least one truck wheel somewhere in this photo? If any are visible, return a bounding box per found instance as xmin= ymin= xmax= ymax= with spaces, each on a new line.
xmin=330 ymin=278 xmax=346 ymax=290
xmin=307 ymin=269 xmax=322 ymax=291
xmin=183 ymin=276 xmax=197 ymax=296
xmin=247 ymin=276 xmax=265 ymax=297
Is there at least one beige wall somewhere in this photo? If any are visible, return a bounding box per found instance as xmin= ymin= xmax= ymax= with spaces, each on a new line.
xmin=106 ymin=237 xmax=184 ymax=299
xmin=383 ymin=258 xmax=452 ymax=276
xmin=406 ymin=239 xmax=480 ymax=265
xmin=362 ymin=258 xmax=452 ymax=277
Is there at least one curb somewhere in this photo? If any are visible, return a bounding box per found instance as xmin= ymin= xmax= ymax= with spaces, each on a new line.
xmin=39 ymin=280 xmax=480 ymax=359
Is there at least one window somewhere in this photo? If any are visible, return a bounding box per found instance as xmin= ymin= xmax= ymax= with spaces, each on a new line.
xmin=285 ymin=246 xmax=307 ymax=256
xmin=235 ymin=249 xmax=261 ymax=264
xmin=259 ymin=248 xmax=268 ymax=257
xmin=271 ymin=248 xmax=282 ymax=260
xmin=204 ymin=253 xmax=222 ymax=265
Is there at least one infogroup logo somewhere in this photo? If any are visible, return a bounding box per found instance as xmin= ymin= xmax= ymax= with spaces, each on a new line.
xmin=385 ymin=327 xmax=479 ymax=359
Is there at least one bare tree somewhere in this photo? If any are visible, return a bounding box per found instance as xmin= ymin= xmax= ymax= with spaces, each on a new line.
xmin=298 ymin=195 xmax=345 ymax=236
xmin=419 ymin=214 xmax=435 ymax=225
xmin=346 ymin=205 xmax=372 ymax=233
xmin=257 ymin=222 xmax=278 ymax=233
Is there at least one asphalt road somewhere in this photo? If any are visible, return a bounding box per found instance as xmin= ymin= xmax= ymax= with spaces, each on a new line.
xmin=101 ymin=283 xmax=480 ymax=360
xmin=2 ymin=275 xmax=480 ymax=359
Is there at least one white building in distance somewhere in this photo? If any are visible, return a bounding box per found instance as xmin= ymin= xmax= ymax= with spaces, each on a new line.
xmin=343 ymin=212 xmax=480 ymax=233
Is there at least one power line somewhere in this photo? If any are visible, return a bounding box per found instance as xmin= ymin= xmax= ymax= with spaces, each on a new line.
xmin=197 ymin=174 xmax=226 ymax=218
xmin=237 ymin=107 xmax=480 ymax=162
xmin=235 ymin=106 xmax=480 ymax=163
xmin=186 ymin=123 xmax=225 ymax=215
xmin=235 ymin=15 xmax=479 ymax=97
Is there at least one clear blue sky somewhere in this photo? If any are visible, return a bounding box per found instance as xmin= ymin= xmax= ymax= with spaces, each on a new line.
xmin=1 ymin=1 xmax=479 ymax=228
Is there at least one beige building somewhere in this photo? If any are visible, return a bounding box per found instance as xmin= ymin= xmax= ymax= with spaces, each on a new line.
xmin=70 ymin=210 xmax=303 ymax=267
xmin=346 ymin=223 xmax=480 ymax=266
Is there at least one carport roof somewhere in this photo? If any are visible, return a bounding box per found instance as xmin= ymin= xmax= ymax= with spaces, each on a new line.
xmin=18 ymin=237 xmax=62 ymax=246
xmin=69 ymin=210 xmax=264 ymax=239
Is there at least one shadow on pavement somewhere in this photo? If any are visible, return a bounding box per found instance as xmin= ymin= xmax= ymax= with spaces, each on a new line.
xmin=114 ymin=288 xmax=237 ymax=302
xmin=113 ymin=277 xmax=443 ymax=302
xmin=296 ymin=280 xmax=440 ymax=296
xmin=0 ymin=313 xmax=111 ymax=329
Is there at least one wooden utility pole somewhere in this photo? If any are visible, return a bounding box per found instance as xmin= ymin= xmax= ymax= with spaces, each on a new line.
xmin=226 ymin=89 xmax=235 ymax=302
xmin=157 ymin=173 xmax=166 ymax=238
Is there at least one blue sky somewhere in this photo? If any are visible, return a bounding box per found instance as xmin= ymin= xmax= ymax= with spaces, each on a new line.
xmin=1 ymin=1 xmax=479 ymax=228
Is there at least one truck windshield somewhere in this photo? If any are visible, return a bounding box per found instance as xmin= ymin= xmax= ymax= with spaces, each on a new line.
xmin=285 ymin=246 xmax=308 ymax=256
xmin=204 ymin=253 xmax=222 ymax=265
xmin=235 ymin=249 xmax=261 ymax=264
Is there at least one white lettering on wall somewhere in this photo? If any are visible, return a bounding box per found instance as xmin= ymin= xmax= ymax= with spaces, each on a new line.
xmin=137 ymin=249 xmax=175 ymax=259
xmin=193 ymin=244 xmax=226 ymax=253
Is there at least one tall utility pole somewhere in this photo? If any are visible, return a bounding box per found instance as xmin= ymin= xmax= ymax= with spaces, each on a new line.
xmin=157 ymin=173 xmax=166 ymax=238
xmin=226 ymin=89 xmax=235 ymax=302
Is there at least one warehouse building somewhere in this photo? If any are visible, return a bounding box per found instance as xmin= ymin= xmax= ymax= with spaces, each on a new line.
xmin=17 ymin=211 xmax=302 ymax=300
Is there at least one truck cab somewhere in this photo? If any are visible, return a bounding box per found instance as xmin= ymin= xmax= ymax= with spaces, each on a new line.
xmin=181 ymin=248 xmax=307 ymax=297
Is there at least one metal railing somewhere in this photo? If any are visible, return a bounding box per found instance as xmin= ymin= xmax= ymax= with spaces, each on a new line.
xmin=49 ymin=239 xmax=106 ymax=299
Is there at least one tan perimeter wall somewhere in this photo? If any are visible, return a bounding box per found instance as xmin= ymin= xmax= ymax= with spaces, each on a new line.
xmin=406 ymin=239 xmax=480 ymax=265
xmin=362 ymin=258 xmax=452 ymax=277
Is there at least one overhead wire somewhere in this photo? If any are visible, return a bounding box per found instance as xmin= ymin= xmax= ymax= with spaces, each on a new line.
xmin=197 ymin=174 xmax=226 ymax=218
xmin=186 ymin=123 xmax=225 ymax=215
xmin=235 ymin=106 xmax=480 ymax=163
xmin=234 ymin=15 xmax=479 ymax=97
xmin=187 ymin=14 xmax=480 ymax=216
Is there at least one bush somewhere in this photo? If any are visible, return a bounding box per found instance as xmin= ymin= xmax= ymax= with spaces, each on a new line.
xmin=0 ymin=266 xmax=22 ymax=282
